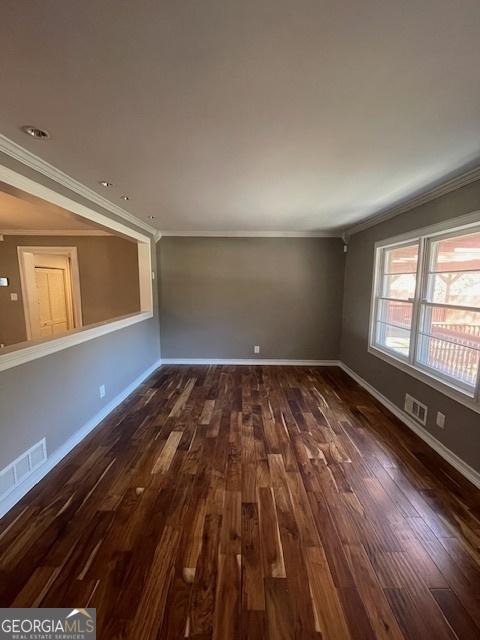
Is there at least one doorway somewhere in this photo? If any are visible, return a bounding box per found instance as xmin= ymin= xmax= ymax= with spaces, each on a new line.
xmin=17 ymin=247 xmax=83 ymax=340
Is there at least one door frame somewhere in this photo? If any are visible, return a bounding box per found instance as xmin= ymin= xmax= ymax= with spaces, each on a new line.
xmin=17 ymin=246 xmax=83 ymax=340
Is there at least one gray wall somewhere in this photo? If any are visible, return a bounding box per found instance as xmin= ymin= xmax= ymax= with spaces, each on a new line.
xmin=341 ymin=179 xmax=480 ymax=472
xmin=158 ymin=237 xmax=345 ymax=360
xmin=0 ymin=152 xmax=160 ymax=470
xmin=0 ymin=234 xmax=140 ymax=346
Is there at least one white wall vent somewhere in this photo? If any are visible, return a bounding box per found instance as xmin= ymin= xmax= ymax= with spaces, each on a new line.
xmin=404 ymin=394 xmax=428 ymax=425
xmin=0 ymin=438 xmax=47 ymax=502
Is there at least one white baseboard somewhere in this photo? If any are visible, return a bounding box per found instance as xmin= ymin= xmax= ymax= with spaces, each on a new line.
xmin=0 ymin=359 xmax=162 ymax=519
xmin=161 ymin=358 xmax=340 ymax=366
xmin=338 ymin=362 xmax=480 ymax=489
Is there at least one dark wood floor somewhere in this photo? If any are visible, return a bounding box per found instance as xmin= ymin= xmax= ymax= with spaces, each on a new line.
xmin=1 ymin=365 xmax=480 ymax=639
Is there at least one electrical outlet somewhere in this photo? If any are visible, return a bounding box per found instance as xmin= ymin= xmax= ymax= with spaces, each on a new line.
xmin=99 ymin=384 xmax=106 ymax=399
xmin=254 ymin=345 xmax=260 ymax=354
xmin=436 ymin=411 xmax=445 ymax=429
xmin=10 ymin=292 xmax=18 ymax=301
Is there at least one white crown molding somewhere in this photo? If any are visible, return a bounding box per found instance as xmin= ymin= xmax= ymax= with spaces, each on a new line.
xmin=159 ymin=230 xmax=341 ymax=238
xmin=346 ymin=164 xmax=480 ymax=236
xmin=0 ymin=134 xmax=157 ymax=236
xmin=338 ymin=362 xmax=480 ymax=489
xmin=0 ymin=228 xmax=111 ymax=236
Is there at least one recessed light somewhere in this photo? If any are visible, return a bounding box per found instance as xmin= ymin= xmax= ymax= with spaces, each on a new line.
xmin=121 ymin=195 xmax=130 ymax=201
xmin=99 ymin=180 xmax=113 ymax=187
xmin=21 ymin=125 xmax=50 ymax=139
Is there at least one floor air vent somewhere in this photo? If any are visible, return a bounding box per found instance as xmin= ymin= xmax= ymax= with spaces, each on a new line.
xmin=0 ymin=438 xmax=47 ymax=501
xmin=404 ymin=394 xmax=428 ymax=425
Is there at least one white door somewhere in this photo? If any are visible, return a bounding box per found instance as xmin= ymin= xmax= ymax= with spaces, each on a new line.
xmin=34 ymin=266 xmax=71 ymax=337
xmin=24 ymin=253 xmax=76 ymax=340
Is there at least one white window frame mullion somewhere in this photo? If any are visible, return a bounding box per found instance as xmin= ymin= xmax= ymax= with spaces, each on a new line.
xmin=369 ymin=246 xmax=383 ymax=349
xmin=410 ymin=235 xmax=427 ymax=366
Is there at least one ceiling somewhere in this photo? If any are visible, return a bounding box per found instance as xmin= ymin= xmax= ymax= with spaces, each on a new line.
xmin=0 ymin=1 xmax=479 ymax=234
xmin=0 ymin=188 xmax=109 ymax=233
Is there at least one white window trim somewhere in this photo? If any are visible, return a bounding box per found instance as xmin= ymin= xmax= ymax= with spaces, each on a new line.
xmin=0 ymin=163 xmax=154 ymax=373
xmin=368 ymin=209 xmax=480 ymax=415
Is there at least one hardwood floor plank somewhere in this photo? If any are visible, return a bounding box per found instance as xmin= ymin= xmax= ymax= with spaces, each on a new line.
xmin=343 ymin=544 xmax=405 ymax=640
xmin=304 ymin=545 xmax=351 ymax=639
xmin=129 ymin=525 xmax=180 ymax=640
xmin=189 ymin=513 xmax=222 ymax=637
xmin=264 ymin=578 xmax=295 ymax=640
xmin=384 ymin=587 xmax=457 ymax=640
xmin=212 ymin=553 xmax=241 ymax=640
xmin=241 ymin=502 xmax=265 ymax=611
xmin=152 ymin=430 xmax=183 ymax=474
xmin=257 ymin=486 xmax=286 ymax=579
xmin=431 ymin=588 xmax=480 ymax=640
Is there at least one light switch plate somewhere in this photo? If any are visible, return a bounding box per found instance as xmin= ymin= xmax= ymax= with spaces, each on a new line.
xmin=436 ymin=411 xmax=446 ymax=429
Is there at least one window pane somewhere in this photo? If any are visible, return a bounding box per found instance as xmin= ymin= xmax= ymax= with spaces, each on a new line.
xmin=377 ymin=300 xmax=413 ymax=329
xmin=384 ymin=244 xmax=419 ymax=274
xmin=428 ymin=271 xmax=480 ymax=308
xmin=419 ymin=306 xmax=480 ymax=346
xmin=376 ymin=322 xmax=411 ymax=357
xmin=416 ymin=304 xmax=480 ymax=389
xmin=416 ymin=334 xmax=479 ymax=389
xmin=430 ymin=230 xmax=480 ymax=273
xmin=382 ymin=273 xmax=417 ymax=300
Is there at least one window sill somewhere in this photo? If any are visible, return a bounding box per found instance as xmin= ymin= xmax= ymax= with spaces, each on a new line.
xmin=0 ymin=311 xmax=153 ymax=373
xmin=367 ymin=345 xmax=480 ymax=415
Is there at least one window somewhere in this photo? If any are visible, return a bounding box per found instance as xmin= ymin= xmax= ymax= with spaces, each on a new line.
xmin=370 ymin=219 xmax=480 ymax=402
xmin=374 ymin=242 xmax=419 ymax=358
